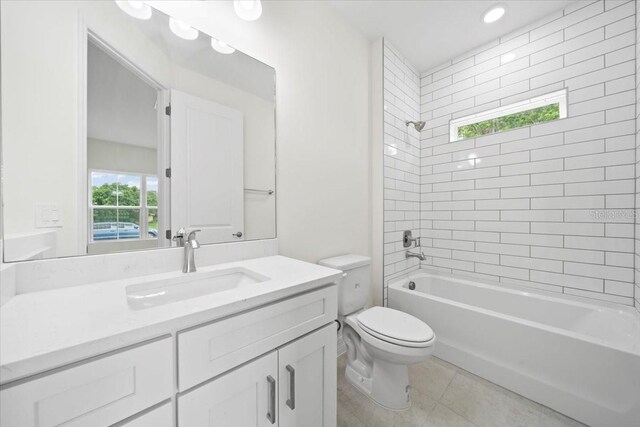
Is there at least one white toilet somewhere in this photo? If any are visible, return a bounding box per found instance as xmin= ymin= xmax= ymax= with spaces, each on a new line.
xmin=318 ymin=254 xmax=435 ymax=410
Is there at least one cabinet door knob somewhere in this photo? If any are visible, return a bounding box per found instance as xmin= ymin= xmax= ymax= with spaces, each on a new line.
xmin=232 ymin=231 xmax=243 ymax=238
xmin=286 ymin=365 xmax=296 ymax=410
xmin=266 ymin=375 xmax=276 ymax=424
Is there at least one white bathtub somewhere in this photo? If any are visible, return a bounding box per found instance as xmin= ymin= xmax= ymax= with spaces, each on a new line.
xmin=388 ymin=270 xmax=640 ymax=427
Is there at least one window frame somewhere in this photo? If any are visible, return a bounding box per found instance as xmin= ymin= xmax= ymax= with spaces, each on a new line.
xmin=88 ymin=169 xmax=158 ymax=244
xmin=449 ymin=89 xmax=568 ymax=142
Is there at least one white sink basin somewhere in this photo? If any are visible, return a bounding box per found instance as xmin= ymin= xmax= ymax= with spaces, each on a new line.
xmin=126 ymin=267 xmax=270 ymax=310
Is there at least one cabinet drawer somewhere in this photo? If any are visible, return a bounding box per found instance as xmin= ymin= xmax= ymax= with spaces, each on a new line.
xmin=178 ymin=285 xmax=337 ymax=391
xmin=119 ymin=402 xmax=172 ymax=427
xmin=0 ymin=338 xmax=173 ymax=427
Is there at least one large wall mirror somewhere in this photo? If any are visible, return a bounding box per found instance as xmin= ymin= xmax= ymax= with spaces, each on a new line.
xmin=1 ymin=1 xmax=276 ymax=262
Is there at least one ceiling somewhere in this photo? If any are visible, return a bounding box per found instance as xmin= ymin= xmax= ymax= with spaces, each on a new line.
xmin=329 ymin=0 xmax=576 ymax=72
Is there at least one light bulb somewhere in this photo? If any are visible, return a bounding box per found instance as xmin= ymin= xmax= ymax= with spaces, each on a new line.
xmin=211 ymin=38 xmax=236 ymax=54
xmin=169 ymin=17 xmax=199 ymax=40
xmin=234 ymin=0 xmax=262 ymax=21
xmin=129 ymin=1 xmax=144 ymax=9
xmin=115 ymin=0 xmax=152 ymax=20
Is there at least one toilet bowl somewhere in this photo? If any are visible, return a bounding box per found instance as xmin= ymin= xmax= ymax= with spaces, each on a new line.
xmin=342 ymin=306 xmax=435 ymax=410
xmin=318 ymin=254 xmax=436 ymax=411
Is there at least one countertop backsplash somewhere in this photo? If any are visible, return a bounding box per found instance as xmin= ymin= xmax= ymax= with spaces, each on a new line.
xmin=0 ymin=239 xmax=278 ymax=296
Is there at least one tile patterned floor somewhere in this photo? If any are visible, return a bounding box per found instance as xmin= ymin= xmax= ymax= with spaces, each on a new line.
xmin=337 ymin=355 xmax=586 ymax=427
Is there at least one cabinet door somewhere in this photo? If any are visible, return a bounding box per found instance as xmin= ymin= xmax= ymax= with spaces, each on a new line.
xmin=278 ymin=324 xmax=337 ymax=427
xmin=178 ymin=351 xmax=278 ymax=427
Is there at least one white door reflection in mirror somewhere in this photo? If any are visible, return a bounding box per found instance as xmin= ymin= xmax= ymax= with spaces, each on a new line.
xmin=170 ymin=90 xmax=244 ymax=244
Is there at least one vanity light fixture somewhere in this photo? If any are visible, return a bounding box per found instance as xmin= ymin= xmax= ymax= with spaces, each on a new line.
xmin=211 ymin=38 xmax=236 ymax=54
xmin=234 ymin=0 xmax=263 ymax=21
xmin=169 ymin=17 xmax=199 ymax=40
xmin=115 ymin=0 xmax=152 ymax=20
xmin=482 ymin=4 xmax=506 ymax=24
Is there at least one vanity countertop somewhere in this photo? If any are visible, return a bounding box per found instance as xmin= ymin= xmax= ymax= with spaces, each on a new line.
xmin=0 ymin=255 xmax=342 ymax=385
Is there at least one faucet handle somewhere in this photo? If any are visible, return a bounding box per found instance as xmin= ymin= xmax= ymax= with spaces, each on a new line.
xmin=172 ymin=228 xmax=187 ymax=247
xmin=187 ymin=229 xmax=201 ymax=241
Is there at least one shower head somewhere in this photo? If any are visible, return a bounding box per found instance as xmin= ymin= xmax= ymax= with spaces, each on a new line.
xmin=406 ymin=120 xmax=426 ymax=132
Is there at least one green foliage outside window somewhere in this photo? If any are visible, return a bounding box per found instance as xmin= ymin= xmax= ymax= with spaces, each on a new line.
xmin=457 ymin=103 xmax=560 ymax=140
xmin=92 ymin=183 xmax=141 ymax=224
xmin=92 ymin=183 xmax=140 ymax=207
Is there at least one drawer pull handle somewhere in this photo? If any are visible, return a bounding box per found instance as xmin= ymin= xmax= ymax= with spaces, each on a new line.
xmin=286 ymin=365 xmax=296 ymax=410
xmin=267 ymin=375 xmax=276 ymax=424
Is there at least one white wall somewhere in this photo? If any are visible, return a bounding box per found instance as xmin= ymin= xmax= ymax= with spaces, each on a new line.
xmin=370 ymin=39 xmax=384 ymax=307
xmin=419 ymin=0 xmax=636 ymax=306
xmin=381 ymin=42 xmax=422 ymax=306
xmin=635 ymin=0 xmax=640 ymax=312
xmin=1 ymin=1 xmax=81 ymax=257
xmin=150 ymin=1 xmax=371 ymax=264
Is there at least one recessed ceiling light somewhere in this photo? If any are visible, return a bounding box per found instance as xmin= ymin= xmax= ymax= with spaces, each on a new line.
xmin=483 ymin=4 xmax=506 ymax=24
xmin=234 ymin=0 xmax=263 ymax=21
xmin=211 ymin=38 xmax=236 ymax=54
xmin=115 ymin=0 xmax=152 ymax=20
xmin=169 ymin=17 xmax=199 ymax=40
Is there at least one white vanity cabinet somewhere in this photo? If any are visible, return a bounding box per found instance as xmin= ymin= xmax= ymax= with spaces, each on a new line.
xmin=178 ymin=323 xmax=336 ymax=427
xmin=177 ymin=285 xmax=337 ymax=426
xmin=0 ymin=283 xmax=338 ymax=427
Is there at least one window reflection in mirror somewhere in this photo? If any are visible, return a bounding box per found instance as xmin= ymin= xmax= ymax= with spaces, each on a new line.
xmin=0 ymin=1 xmax=276 ymax=262
xmin=87 ymin=37 xmax=163 ymax=255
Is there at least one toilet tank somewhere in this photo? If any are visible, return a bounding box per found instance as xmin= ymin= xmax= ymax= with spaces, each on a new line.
xmin=318 ymin=254 xmax=371 ymax=316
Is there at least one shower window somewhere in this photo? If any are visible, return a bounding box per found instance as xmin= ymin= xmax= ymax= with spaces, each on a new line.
xmin=449 ymin=89 xmax=567 ymax=142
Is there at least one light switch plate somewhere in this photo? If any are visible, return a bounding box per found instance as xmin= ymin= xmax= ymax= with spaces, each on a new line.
xmin=35 ymin=203 xmax=63 ymax=228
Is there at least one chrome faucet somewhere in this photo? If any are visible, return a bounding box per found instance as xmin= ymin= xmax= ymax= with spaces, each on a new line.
xmin=183 ymin=229 xmax=201 ymax=273
xmin=173 ymin=228 xmax=201 ymax=273
xmin=406 ymin=250 xmax=426 ymax=261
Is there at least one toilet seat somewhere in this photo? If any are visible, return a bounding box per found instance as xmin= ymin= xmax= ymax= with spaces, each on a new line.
xmin=356 ymin=307 xmax=434 ymax=348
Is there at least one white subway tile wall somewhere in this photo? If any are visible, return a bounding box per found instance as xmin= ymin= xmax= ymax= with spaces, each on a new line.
xmin=635 ymin=0 xmax=640 ymax=312
xmin=417 ymin=0 xmax=637 ymax=306
xmin=383 ymin=41 xmax=421 ymax=304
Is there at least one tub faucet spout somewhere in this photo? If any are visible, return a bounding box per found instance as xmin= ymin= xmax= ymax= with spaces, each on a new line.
xmin=406 ymin=250 xmax=426 ymax=261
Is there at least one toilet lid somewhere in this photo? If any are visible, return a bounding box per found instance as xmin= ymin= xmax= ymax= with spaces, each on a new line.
xmin=356 ymin=307 xmax=434 ymax=346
